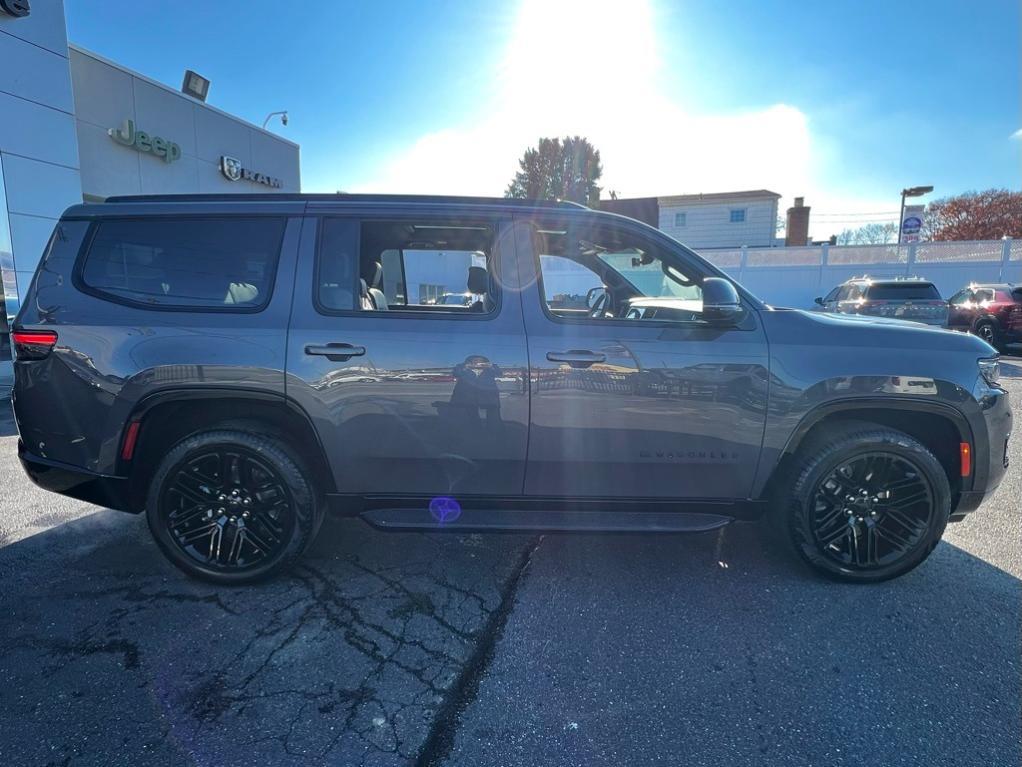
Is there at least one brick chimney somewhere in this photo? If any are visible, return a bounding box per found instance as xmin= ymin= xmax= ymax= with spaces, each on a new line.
xmin=785 ymin=196 xmax=810 ymax=246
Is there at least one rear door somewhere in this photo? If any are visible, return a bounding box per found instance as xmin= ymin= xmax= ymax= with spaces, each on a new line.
xmin=516 ymin=213 xmax=769 ymax=500
xmin=1007 ymin=288 xmax=1022 ymax=337
xmin=285 ymin=207 xmax=530 ymax=498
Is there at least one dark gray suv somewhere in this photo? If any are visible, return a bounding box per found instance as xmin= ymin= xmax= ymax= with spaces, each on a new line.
xmin=11 ymin=194 xmax=1012 ymax=584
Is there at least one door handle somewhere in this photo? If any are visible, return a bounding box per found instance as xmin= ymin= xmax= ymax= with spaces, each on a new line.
xmin=546 ymin=350 xmax=606 ymax=368
xmin=305 ymin=342 xmax=366 ymax=361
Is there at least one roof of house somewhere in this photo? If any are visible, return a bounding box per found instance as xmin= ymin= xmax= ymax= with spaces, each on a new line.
xmin=657 ymin=190 xmax=782 ymax=205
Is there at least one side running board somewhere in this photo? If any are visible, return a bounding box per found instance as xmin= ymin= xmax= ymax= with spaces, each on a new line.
xmin=360 ymin=507 xmax=733 ymax=533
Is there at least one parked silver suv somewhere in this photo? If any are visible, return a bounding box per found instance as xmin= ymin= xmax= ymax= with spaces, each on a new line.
xmin=11 ymin=195 xmax=1012 ymax=584
xmin=815 ymin=275 xmax=948 ymax=326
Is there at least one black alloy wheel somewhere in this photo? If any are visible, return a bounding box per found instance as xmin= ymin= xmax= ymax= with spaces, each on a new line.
xmin=808 ymin=452 xmax=933 ymax=570
xmin=777 ymin=423 xmax=951 ymax=582
xmin=147 ymin=430 xmax=322 ymax=583
xmin=161 ymin=447 xmax=294 ymax=571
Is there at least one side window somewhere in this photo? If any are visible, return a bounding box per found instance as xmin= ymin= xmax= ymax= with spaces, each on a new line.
xmin=533 ymin=222 xmax=706 ymax=323
xmin=317 ymin=219 xmax=359 ymax=311
xmin=949 ymin=289 xmax=971 ymax=306
xmin=317 ymin=218 xmax=498 ymax=315
xmin=81 ymin=217 xmax=285 ymax=309
xmin=538 ymin=255 xmax=603 ymax=312
xmin=822 ymin=286 xmax=840 ymax=303
xmin=973 ymin=289 xmax=994 ymax=303
xmin=835 ymin=286 xmax=852 ymax=301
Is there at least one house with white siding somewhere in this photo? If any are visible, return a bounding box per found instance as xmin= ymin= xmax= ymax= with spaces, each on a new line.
xmin=601 ymin=190 xmax=781 ymax=249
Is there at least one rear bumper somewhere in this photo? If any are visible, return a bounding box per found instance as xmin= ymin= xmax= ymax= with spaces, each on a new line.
xmin=18 ymin=440 xmax=137 ymax=513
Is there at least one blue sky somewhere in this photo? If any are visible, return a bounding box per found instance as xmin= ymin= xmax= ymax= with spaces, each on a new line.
xmin=66 ymin=0 xmax=1020 ymax=237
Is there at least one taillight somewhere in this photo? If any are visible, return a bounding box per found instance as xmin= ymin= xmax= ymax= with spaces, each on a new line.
xmin=12 ymin=329 xmax=58 ymax=360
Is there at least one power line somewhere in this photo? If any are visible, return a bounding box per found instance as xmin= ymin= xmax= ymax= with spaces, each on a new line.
xmin=812 ymin=211 xmax=901 ymax=218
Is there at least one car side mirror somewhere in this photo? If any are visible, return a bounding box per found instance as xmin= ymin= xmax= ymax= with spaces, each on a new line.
xmin=701 ymin=277 xmax=745 ymax=326
xmin=585 ymin=286 xmax=608 ymax=309
xmin=814 ymin=296 xmax=824 ymax=306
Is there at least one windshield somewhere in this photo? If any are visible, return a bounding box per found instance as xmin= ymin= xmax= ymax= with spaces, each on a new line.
xmin=596 ymin=250 xmax=702 ymax=300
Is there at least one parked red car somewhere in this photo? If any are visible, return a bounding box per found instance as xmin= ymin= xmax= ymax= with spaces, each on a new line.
xmin=947 ymin=283 xmax=1022 ymax=351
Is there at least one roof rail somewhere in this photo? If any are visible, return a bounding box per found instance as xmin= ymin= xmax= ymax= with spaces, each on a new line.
xmin=102 ymin=192 xmax=590 ymax=209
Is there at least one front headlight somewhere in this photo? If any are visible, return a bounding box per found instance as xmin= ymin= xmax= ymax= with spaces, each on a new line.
xmin=978 ymin=357 xmax=1000 ymax=387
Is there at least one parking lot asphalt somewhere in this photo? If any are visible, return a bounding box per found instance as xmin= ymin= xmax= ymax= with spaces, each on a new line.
xmin=0 ymin=361 xmax=1019 ymax=767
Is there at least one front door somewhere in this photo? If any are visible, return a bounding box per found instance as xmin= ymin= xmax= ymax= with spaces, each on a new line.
xmin=517 ymin=214 xmax=769 ymax=500
xmin=946 ymin=288 xmax=975 ymax=331
xmin=286 ymin=210 xmax=529 ymax=498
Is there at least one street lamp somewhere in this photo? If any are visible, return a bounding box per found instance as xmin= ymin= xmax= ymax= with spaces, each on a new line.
xmin=262 ymin=111 xmax=288 ymax=130
xmin=898 ymin=185 xmax=933 ymax=244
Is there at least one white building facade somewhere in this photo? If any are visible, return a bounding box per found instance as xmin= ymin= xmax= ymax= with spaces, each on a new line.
xmin=657 ymin=190 xmax=780 ymax=250
xmin=1 ymin=0 xmax=300 ymax=374
xmin=601 ymin=190 xmax=781 ymax=250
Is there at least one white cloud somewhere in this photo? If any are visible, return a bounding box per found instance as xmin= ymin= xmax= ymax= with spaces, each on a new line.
xmin=1012 ymin=128 xmax=1022 ymax=140
xmin=349 ymin=0 xmax=876 ymax=240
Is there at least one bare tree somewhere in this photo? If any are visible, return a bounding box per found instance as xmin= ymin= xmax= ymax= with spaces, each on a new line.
xmin=836 ymin=222 xmax=898 ymax=245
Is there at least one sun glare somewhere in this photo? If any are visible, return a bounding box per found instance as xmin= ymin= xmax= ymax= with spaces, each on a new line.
xmin=358 ymin=0 xmax=817 ymax=213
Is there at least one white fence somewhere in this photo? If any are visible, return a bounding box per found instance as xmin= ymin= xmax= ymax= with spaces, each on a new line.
xmin=699 ymin=239 xmax=1021 ymax=308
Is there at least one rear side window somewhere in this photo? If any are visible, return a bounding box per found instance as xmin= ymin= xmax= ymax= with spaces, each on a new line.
xmin=865 ymin=283 xmax=940 ymax=300
xmin=81 ymin=217 xmax=286 ymax=309
xmin=316 ymin=217 xmax=499 ymax=316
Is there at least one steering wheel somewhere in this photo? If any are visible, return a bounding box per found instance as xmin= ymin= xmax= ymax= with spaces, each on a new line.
xmin=588 ymin=290 xmax=609 ymax=318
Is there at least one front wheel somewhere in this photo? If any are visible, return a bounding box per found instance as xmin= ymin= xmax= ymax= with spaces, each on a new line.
xmin=146 ymin=430 xmax=323 ymax=584
xmin=974 ymin=320 xmax=1002 ymax=351
xmin=776 ymin=424 xmax=951 ymax=582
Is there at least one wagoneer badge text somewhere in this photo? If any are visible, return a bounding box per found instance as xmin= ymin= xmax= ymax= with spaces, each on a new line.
xmin=220 ymin=156 xmax=282 ymax=188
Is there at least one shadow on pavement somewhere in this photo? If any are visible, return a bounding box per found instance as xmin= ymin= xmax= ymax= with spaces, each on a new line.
xmin=442 ymin=524 xmax=1021 ymax=767
xmin=0 ymin=399 xmax=15 ymax=438
xmin=0 ymin=510 xmax=535 ymax=767
xmin=0 ymin=508 xmax=1018 ymax=767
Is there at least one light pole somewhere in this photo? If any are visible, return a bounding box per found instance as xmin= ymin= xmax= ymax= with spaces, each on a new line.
xmin=898 ymin=185 xmax=933 ymax=244
xmin=262 ymin=111 xmax=288 ymax=130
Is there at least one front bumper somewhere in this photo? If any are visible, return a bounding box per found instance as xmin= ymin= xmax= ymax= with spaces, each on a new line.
xmin=951 ymin=385 xmax=1011 ymax=520
xmin=18 ymin=440 xmax=136 ymax=513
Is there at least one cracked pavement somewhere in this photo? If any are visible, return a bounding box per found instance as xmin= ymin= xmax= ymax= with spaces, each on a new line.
xmin=1 ymin=366 xmax=1020 ymax=767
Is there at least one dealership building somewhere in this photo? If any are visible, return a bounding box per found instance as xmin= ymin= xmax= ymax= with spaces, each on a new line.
xmin=0 ymin=0 xmax=300 ymax=373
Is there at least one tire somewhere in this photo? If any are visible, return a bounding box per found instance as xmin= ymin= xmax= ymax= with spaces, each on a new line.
xmin=974 ymin=320 xmax=1002 ymax=351
xmin=772 ymin=422 xmax=951 ymax=583
xmin=146 ymin=430 xmax=323 ymax=584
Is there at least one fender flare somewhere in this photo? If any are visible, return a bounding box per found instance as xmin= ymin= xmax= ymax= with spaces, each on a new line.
xmin=777 ymin=396 xmax=977 ymax=491
xmin=122 ymin=387 xmax=335 ymax=492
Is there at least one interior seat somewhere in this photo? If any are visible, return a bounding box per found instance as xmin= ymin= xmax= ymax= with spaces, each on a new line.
xmin=363 ymin=261 xmax=388 ymax=310
xmin=468 ymin=265 xmax=494 ymax=313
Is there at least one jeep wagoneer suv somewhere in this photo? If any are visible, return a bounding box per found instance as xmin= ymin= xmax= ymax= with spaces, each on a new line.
xmin=11 ymin=194 xmax=1012 ymax=584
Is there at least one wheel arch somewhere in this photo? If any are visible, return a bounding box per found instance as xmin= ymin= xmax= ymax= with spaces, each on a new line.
xmin=120 ymin=388 xmax=335 ymax=512
xmin=762 ymin=398 xmax=975 ymax=503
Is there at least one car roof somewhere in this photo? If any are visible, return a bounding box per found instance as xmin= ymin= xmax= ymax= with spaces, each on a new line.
xmin=100 ymin=193 xmax=590 ymax=210
xmin=843 ymin=276 xmax=935 ymax=285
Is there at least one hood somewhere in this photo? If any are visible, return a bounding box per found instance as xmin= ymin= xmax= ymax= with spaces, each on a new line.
xmin=772 ymin=308 xmax=997 ymax=354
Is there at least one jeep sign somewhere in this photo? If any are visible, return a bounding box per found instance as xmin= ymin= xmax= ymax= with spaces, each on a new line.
xmin=219 ymin=156 xmax=282 ymax=188
xmin=108 ymin=119 xmax=181 ymax=163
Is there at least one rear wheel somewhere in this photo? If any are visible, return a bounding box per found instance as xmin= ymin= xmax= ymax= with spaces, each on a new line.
xmin=146 ymin=430 xmax=323 ymax=584
xmin=774 ymin=424 xmax=951 ymax=582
